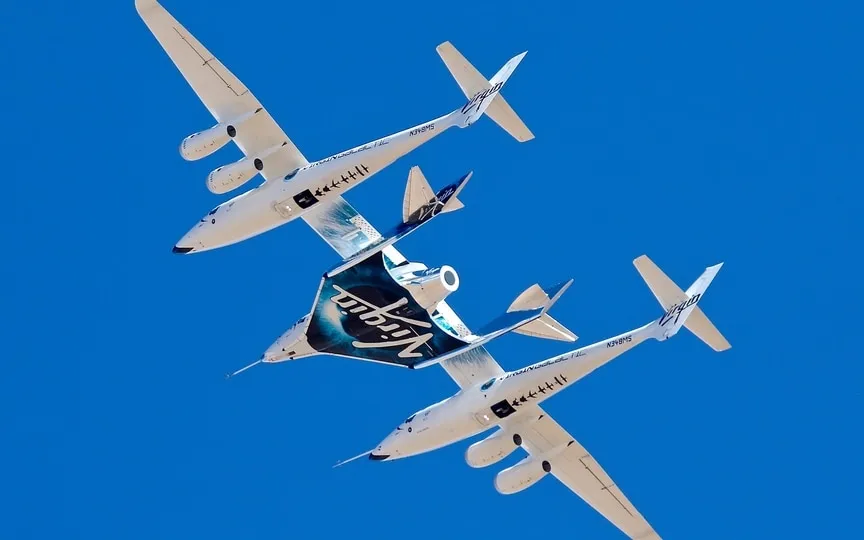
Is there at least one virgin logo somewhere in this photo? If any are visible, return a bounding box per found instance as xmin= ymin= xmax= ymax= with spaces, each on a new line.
xmin=659 ymin=294 xmax=701 ymax=327
xmin=461 ymin=82 xmax=504 ymax=115
xmin=330 ymin=285 xmax=434 ymax=358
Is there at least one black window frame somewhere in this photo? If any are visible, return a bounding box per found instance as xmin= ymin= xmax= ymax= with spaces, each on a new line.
xmin=292 ymin=189 xmax=319 ymax=210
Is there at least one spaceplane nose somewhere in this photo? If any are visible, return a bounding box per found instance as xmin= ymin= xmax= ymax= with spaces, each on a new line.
xmin=172 ymin=245 xmax=194 ymax=254
xmin=262 ymin=349 xmax=280 ymax=363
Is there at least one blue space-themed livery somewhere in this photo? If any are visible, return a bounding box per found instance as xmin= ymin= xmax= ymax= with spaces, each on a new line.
xmin=306 ymin=252 xmax=467 ymax=367
xmin=261 ymin=167 xmax=575 ymax=370
xmin=295 ymin=251 xmax=577 ymax=369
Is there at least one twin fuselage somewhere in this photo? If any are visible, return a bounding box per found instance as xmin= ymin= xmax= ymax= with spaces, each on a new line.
xmin=370 ymin=321 xmax=660 ymax=461
xmin=173 ymin=111 xmax=463 ymax=254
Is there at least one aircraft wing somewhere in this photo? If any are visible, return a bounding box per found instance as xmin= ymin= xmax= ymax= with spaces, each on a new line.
xmin=136 ymin=0 xmax=308 ymax=178
xmin=438 ymin=345 xmax=506 ymax=389
xmin=513 ymin=409 xmax=661 ymax=540
xmin=301 ymin=196 xmax=387 ymax=259
xmin=435 ymin=342 xmax=659 ymax=537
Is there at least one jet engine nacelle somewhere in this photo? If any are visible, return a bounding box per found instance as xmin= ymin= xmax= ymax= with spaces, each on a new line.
xmin=395 ymin=265 xmax=460 ymax=310
xmin=207 ymin=156 xmax=264 ymax=194
xmin=179 ymin=109 xmax=261 ymax=161
xmin=466 ymin=429 xmax=519 ymax=468
xmin=494 ymin=455 xmax=552 ymax=495
xmin=179 ymin=123 xmax=233 ymax=161
xmin=206 ymin=143 xmax=285 ymax=194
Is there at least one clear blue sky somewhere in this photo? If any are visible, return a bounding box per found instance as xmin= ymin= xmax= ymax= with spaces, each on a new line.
xmin=3 ymin=0 xmax=862 ymax=538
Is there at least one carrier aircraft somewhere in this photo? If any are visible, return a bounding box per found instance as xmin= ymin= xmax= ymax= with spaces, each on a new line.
xmin=136 ymin=0 xmax=534 ymax=254
xmin=340 ymin=256 xmax=732 ymax=540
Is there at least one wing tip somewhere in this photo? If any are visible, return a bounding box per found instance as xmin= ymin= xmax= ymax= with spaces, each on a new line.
xmin=135 ymin=0 xmax=160 ymax=15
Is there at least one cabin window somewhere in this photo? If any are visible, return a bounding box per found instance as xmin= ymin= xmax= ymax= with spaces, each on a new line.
xmin=480 ymin=378 xmax=496 ymax=391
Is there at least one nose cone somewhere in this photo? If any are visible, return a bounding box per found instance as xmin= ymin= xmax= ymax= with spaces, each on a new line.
xmin=262 ymin=317 xmax=317 ymax=363
xmin=262 ymin=334 xmax=296 ymax=363
xmin=262 ymin=342 xmax=285 ymax=363
xmin=173 ymin=223 xmax=210 ymax=255
xmin=369 ymin=431 xmax=402 ymax=462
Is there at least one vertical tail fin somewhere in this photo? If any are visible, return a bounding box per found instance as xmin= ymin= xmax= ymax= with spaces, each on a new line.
xmin=633 ymin=255 xmax=731 ymax=351
xmin=436 ymin=42 xmax=534 ymax=142
xmin=402 ymin=166 xmax=467 ymax=222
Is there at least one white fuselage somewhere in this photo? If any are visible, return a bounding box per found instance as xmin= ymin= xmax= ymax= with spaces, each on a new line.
xmin=173 ymin=111 xmax=462 ymax=254
xmin=370 ymin=322 xmax=660 ymax=461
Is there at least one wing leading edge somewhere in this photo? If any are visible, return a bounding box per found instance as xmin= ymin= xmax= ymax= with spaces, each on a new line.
xmin=513 ymin=411 xmax=662 ymax=539
xmin=136 ymin=0 xmax=307 ymax=177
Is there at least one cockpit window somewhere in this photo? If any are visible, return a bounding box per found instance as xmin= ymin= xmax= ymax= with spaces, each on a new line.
xmin=405 ymin=414 xmax=416 ymax=423
xmin=208 ymin=206 xmax=221 ymax=216
xmin=480 ymin=378 xmax=496 ymax=391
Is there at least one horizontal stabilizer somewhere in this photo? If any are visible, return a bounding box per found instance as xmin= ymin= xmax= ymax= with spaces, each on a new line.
xmin=513 ymin=314 xmax=577 ymax=342
xmin=632 ymin=255 xmax=687 ymax=310
xmin=437 ymin=41 xmax=534 ymax=141
xmin=476 ymin=279 xmax=576 ymax=343
xmin=436 ymin=41 xmax=489 ymax=98
xmin=412 ymin=280 xmax=576 ymax=369
xmin=633 ymin=255 xmax=731 ymax=351
xmin=485 ymin=95 xmax=534 ymax=142
xmin=682 ymin=307 xmax=731 ymax=352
